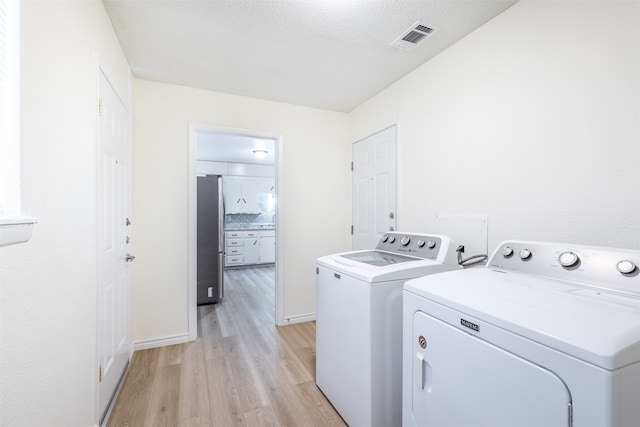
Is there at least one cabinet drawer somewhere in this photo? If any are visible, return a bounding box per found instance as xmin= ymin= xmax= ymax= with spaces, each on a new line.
xmin=225 ymin=255 xmax=243 ymax=266
xmin=226 ymin=238 xmax=242 ymax=247
xmin=226 ymin=247 xmax=242 ymax=256
xmin=226 ymin=231 xmax=244 ymax=239
xmin=226 ymin=230 xmax=259 ymax=238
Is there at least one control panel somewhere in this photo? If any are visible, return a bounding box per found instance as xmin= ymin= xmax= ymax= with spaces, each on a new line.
xmin=375 ymin=232 xmax=444 ymax=260
xmin=489 ymin=240 xmax=640 ymax=295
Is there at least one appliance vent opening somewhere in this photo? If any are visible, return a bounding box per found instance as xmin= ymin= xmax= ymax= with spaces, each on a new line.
xmin=391 ymin=21 xmax=438 ymax=51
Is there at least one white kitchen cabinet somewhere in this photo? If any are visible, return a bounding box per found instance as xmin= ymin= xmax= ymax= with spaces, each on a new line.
xmin=257 ymin=178 xmax=275 ymax=195
xmin=225 ymin=234 xmax=244 ymax=265
xmin=224 ymin=178 xmax=243 ymax=214
xmin=243 ymin=237 xmax=260 ymax=265
xmin=242 ymin=180 xmax=260 ymax=213
xmin=225 ymin=254 xmax=243 ymax=266
xmin=257 ymin=178 xmax=276 ymax=213
xmin=224 ymin=177 xmax=260 ymax=214
xmin=225 ymin=230 xmax=265 ymax=266
xmin=259 ymin=230 xmax=276 ymax=264
xmin=225 ymin=230 xmax=274 ymax=267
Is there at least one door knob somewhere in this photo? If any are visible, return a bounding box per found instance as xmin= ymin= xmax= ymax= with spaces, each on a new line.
xmin=125 ymin=253 xmax=136 ymax=262
xmin=389 ymin=212 xmax=395 ymax=219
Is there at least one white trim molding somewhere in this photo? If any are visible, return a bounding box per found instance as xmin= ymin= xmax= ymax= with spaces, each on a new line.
xmin=133 ymin=334 xmax=191 ymax=352
xmin=281 ymin=313 xmax=316 ymax=325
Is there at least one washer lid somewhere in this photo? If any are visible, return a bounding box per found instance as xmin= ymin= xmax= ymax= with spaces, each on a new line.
xmin=404 ymin=268 xmax=640 ymax=370
xmin=339 ymin=250 xmax=419 ymax=266
xmin=317 ymin=251 xmax=460 ymax=282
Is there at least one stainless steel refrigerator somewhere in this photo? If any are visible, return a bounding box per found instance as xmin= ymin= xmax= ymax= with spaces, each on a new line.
xmin=197 ymin=174 xmax=224 ymax=304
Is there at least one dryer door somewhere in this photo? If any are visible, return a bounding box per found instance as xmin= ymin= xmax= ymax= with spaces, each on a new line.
xmin=410 ymin=311 xmax=572 ymax=427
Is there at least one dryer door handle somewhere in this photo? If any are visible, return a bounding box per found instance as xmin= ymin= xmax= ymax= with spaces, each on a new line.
xmin=415 ymin=352 xmax=425 ymax=390
xmin=415 ymin=352 xmax=432 ymax=392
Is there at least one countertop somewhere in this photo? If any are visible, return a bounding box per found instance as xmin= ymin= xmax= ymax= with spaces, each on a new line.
xmin=225 ymin=224 xmax=275 ymax=231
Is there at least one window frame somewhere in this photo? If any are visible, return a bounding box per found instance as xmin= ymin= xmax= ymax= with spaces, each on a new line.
xmin=0 ymin=0 xmax=36 ymax=246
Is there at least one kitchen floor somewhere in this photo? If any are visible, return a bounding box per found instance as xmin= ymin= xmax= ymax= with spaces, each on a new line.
xmin=106 ymin=266 xmax=346 ymax=426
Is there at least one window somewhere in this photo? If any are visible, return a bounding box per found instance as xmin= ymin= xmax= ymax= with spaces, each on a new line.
xmin=0 ymin=0 xmax=36 ymax=246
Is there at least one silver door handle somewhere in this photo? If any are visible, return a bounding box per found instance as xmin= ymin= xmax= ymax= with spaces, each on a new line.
xmin=125 ymin=253 xmax=136 ymax=262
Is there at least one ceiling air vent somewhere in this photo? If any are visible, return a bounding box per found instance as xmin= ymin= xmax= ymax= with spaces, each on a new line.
xmin=391 ymin=21 xmax=438 ymax=51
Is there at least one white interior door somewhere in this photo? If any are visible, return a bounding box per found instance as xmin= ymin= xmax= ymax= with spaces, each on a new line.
xmin=98 ymin=70 xmax=132 ymax=421
xmin=352 ymin=126 xmax=396 ymax=250
xmin=411 ymin=311 xmax=572 ymax=427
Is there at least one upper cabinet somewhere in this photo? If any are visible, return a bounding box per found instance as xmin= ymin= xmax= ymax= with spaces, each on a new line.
xmin=224 ymin=177 xmax=273 ymax=214
xmin=257 ymin=179 xmax=276 ymax=213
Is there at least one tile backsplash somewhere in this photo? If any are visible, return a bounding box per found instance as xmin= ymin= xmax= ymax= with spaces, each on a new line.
xmin=225 ymin=213 xmax=275 ymax=228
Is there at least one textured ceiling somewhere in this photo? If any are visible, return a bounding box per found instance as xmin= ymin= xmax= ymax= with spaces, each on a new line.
xmin=103 ymin=0 xmax=518 ymax=112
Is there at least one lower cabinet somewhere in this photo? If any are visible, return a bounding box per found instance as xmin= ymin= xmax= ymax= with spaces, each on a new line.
xmin=225 ymin=230 xmax=275 ymax=267
xmin=259 ymin=232 xmax=276 ymax=263
xmin=225 ymin=238 xmax=243 ymax=266
xmin=243 ymin=237 xmax=260 ymax=265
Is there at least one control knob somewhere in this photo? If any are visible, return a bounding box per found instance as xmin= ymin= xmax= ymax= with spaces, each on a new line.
xmin=616 ymin=260 xmax=637 ymax=275
xmin=381 ymin=235 xmax=389 ymax=243
xmin=558 ymin=251 xmax=579 ymax=268
xmin=388 ymin=236 xmax=396 ymax=244
xmin=426 ymin=240 xmax=436 ymax=249
xmin=519 ymin=248 xmax=532 ymax=260
xmin=502 ymin=246 xmax=514 ymax=257
xmin=400 ymin=236 xmax=411 ymax=246
xmin=417 ymin=240 xmax=426 ymax=248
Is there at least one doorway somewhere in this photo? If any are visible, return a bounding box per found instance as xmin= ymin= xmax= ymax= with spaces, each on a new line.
xmin=188 ymin=124 xmax=284 ymax=340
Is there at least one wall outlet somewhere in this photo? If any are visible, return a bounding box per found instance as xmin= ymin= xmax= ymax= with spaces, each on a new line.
xmin=208 ymin=287 xmax=213 ymax=298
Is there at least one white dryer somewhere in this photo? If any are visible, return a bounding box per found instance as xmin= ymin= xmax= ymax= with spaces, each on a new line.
xmin=316 ymin=232 xmax=461 ymax=427
xmin=403 ymin=240 xmax=640 ymax=427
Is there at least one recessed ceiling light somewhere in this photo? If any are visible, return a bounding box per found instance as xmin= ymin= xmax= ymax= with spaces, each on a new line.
xmin=253 ymin=149 xmax=268 ymax=159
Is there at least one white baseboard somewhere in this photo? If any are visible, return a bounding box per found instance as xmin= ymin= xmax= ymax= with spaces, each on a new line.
xmin=279 ymin=312 xmax=316 ymax=325
xmin=133 ymin=334 xmax=191 ymax=351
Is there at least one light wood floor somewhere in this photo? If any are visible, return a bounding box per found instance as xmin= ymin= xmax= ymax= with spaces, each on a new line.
xmin=106 ymin=266 xmax=346 ymax=427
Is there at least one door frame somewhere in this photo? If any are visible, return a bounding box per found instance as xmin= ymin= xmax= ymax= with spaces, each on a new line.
xmin=187 ymin=123 xmax=284 ymax=340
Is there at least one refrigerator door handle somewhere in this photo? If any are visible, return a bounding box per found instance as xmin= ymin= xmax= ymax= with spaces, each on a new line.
xmin=217 ymin=252 xmax=224 ymax=300
xmin=218 ymin=176 xmax=225 ymax=253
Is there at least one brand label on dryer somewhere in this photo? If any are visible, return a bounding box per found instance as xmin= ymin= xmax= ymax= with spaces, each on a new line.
xmin=460 ymin=318 xmax=480 ymax=332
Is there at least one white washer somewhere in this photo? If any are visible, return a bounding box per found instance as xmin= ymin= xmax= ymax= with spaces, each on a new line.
xmin=403 ymin=240 xmax=640 ymax=427
xmin=316 ymin=232 xmax=461 ymax=427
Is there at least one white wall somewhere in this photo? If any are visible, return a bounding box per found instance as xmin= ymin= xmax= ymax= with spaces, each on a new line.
xmin=0 ymin=1 xmax=131 ymax=425
xmin=196 ymin=160 xmax=276 ymax=177
xmin=132 ymin=80 xmax=349 ymax=342
xmin=349 ymin=0 xmax=640 ymax=252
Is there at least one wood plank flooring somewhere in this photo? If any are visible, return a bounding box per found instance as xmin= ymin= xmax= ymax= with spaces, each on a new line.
xmin=107 ymin=266 xmax=346 ymax=427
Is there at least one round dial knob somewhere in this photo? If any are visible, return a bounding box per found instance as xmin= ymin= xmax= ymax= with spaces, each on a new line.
xmin=519 ymin=248 xmax=532 ymax=260
xmin=426 ymin=240 xmax=436 ymax=249
xmin=400 ymin=236 xmax=411 ymax=246
xmin=417 ymin=239 xmax=426 ymax=248
xmin=381 ymin=235 xmax=389 ymax=243
xmin=388 ymin=236 xmax=396 ymax=244
xmin=558 ymin=251 xmax=579 ymax=268
xmin=502 ymin=246 xmax=514 ymax=257
xmin=616 ymin=260 xmax=637 ymax=275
